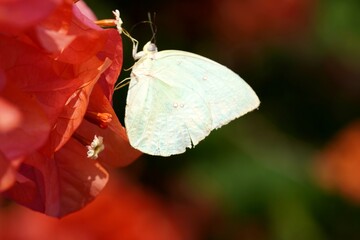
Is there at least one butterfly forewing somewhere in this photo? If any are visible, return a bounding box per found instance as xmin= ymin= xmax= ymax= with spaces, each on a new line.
xmin=125 ymin=49 xmax=259 ymax=156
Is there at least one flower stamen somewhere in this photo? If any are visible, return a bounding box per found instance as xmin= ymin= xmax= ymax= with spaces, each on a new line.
xmin=85 ymin=111 xmax=112 ymax=128
xmin=94 ymin=9 xmax=123 ymax=34
xmin=87 ymin=135 xmax=105 ymax=159
xmin=95 ymin=19 xmax=117 ymax=27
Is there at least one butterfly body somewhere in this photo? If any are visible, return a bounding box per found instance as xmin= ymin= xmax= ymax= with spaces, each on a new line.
xmin=125 ymin=42 xmax=260 ymax=156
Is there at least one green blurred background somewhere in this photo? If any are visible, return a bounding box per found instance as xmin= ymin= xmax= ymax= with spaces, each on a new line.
xmin=83 ymin=0 xmax=360 ymax=239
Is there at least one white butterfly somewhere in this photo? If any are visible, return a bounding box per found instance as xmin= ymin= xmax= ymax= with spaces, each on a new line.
xmin=125 ymin=42 xmax=260 ymax=156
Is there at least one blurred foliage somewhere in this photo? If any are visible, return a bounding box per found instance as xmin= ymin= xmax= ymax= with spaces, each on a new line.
xmin=316 ymin=0 xmax=360 ymax=64
xmin=85 ymin=0 xmax=360 ymax=239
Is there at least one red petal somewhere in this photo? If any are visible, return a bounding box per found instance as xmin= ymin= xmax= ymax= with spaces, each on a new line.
xmin=0 ymin=152 xmax=19 ymax=191
xmin=0 ymin=95 xmax=21 ymax=133
xmin=46 ymin=58 xmax=112 ymax=153
xmin=0 ymin=0 xmax=129 ymax=215
xmin=0 ymin=80 xmax=50 ymax=161
xmin=96 ymin=29 xmax=123 ymax=102
xmin=30 ymin=3 xmax=109 ymax=64
xmin=0 ymin=175 xmax=199 ymax=240
xmin=78 ymin=84 xmax=142 ymax=167
xmin=0 ymin=0 xmax=62 ymax=34
xmin=315 ymin=122 xmax=360 ymax=203
xmin=0 ymin=33 xmax=116 ymax=153
xmin=3 ymin=137 xmax=109 ymax=217
xmin=76 ymin=0 xmax=98 ymax=21
xmin=0 ymin=36 xmax=85 ymax=126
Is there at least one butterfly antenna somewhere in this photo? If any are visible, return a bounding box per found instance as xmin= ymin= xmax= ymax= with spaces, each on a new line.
xmin=112 ymin=10 xmax=139 ymax=60
xmin=147 ymin=12 xmax=157 ymax=45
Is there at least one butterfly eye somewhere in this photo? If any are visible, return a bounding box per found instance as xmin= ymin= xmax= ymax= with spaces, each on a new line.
xmin=146 ymin=43 xmax=157 ymax=52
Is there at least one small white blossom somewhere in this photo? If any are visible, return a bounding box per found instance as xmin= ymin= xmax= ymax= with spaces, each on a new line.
xmin=87 ymin=135 xmax=105 ymax=160
xmin=112 ymin=9 xmax=123 ymax=34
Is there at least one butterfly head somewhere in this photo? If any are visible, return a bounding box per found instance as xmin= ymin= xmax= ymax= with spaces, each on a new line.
xmin=143 ymin=41 xmax=158 ymax=54
xmin=133 ymin=41 xmax=158 ymax=60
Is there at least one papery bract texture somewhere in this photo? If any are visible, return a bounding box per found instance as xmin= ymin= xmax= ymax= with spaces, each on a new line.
xmin=0 ymin=0 xmax=62 ymax=34
xmin=0 ymin=175 xmax=206 ymax=240
xmin=0 ymin=0 xmax=141 ymax=217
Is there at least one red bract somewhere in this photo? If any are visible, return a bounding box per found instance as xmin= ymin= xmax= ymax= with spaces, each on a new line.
xmin=0 ymin=175 xmax=201 ymax=240
xmin=314 ymin=121 xmax=360 ymax=204
xmin=0 ymin=0 xmax=141 ymax=217
xmin=0 ymin=0 xmax=61 ymax=34
xmin=0 ymin=66 xmax=50 ymax=192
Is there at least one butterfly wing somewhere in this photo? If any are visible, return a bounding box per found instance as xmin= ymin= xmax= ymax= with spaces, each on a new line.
xmin=125 ymin=50 xmax=259 ymax=156
xmin=158 ymin=51 xmax=260 ymax=129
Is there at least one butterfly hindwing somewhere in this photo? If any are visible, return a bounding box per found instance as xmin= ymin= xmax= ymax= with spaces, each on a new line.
xmin=125 ymin=48 xmax=260 ymax=156
xmin=126 ymin=53 xmax=213 ymax=156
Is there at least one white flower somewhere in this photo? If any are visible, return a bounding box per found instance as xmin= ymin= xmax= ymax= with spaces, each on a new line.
xmin=87 ymin=135 xmax=105 ymax=159
xmin=112 ymin=9 xmax=123 ymax=34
